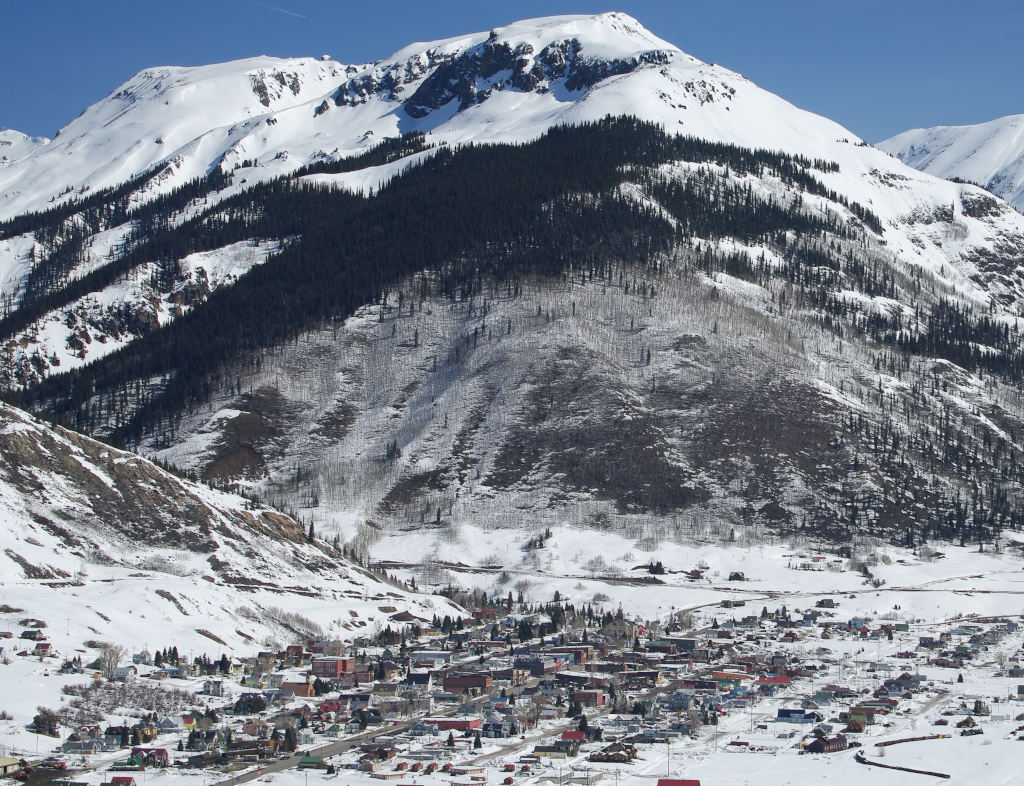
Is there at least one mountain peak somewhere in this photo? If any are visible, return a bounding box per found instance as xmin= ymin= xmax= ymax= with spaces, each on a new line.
xmin=0 ymin=12 xmax=993 ymax=227
xmin=0 ymin=128 xmax=49 ymax=167
xmin=879 ymin=114 xmax=1024 ymax=211
xmin=387 ymin=11 xmax=679 ymax=63
xmin=360 ymin=12 xmax=684 ymax=124
xmin=0 ymin=13 xmax=702 ymax=218
xmin=486 ymin=11 xmax=681 ymax=56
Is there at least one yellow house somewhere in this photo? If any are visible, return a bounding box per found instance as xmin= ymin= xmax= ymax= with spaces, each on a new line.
xmin=0 ymin=758 xmax=22 ymax=776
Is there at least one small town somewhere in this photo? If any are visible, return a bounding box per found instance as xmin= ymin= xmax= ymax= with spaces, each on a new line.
xmin=2 ymin=4 xmax=1024 ymax=786
xmin=3 ymin=582 xmax=1024 ymax=786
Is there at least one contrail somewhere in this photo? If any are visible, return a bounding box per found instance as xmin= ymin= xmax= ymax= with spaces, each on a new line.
xmin=252 ymin=1 xmax=306 ymax=18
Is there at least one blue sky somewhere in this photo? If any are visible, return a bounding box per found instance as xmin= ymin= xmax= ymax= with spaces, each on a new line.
xmin=1 ymin=0 xmax=1020 ymax=142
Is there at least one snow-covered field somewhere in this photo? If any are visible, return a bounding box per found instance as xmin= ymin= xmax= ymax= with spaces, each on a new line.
xmin=377 ymin=525 xmax=1024 ymax=629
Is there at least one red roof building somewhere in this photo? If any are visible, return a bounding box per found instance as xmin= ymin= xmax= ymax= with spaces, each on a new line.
xmin=312 ymin=657 xmax=356 ymax=679
xmin=756 ymin=676 xmax=792 ymax=685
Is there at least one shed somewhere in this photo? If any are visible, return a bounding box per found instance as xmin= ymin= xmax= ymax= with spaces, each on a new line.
xmin=0 ymin=758 xmax=22 ymax=776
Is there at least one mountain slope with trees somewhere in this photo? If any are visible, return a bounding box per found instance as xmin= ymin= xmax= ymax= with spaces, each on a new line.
xmin=1 ymin=15 xmax=1024 ymax=565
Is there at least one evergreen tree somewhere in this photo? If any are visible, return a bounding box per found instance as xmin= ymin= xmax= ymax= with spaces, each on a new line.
xmin=283 ymin=726 xmax=297 ymax=752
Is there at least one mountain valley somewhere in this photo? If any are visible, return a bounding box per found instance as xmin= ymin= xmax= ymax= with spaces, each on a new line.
xmin=2 ymin=11 xmax=1024 ymax=785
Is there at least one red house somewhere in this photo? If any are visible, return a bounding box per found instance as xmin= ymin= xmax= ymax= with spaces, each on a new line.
xmin=573 ymin=690 xmax=606 ymax=707
xmin=130 ymin=748 xmax=170 ymax=767
xmin=443 ymin=674 xmax=493 ymax=694
xmin=312 ymin=657 xmax=356 ymax=679
xmin=423 ymin=718 xmax=482 ymax=732
xmin=280 ymin=681 xmax=316 ymax=698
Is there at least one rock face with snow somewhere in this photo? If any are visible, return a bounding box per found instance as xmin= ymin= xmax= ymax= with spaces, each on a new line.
xmin=2 ymin=13 xmax=1024 ymax=568
xmin=879 ymin=114 xmax=1024 ymax=212
xmin=0 ymin=56 xmax=351 ymax=219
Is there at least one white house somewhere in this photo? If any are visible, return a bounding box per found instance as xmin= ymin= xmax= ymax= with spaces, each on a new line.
xmin=113 ymin=665 xmax=138 ymax=683
xmin=201 ymin=680 xmax=224 ymax=697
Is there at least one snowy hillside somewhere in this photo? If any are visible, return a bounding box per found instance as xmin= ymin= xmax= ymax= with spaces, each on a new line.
xmin=879 ymin=114 xmax=1024 ymax=212
xmin=0 ymin=399 xmax=461 ymax=654
xmin=0 ymin=56 xmax=351 ymax=218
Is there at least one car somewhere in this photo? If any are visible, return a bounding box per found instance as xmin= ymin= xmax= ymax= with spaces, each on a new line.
xmin=41 ymin=759 xmax=66 ymax=770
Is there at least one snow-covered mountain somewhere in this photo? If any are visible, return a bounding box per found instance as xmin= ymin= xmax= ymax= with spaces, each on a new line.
xmin=879 ymin=114 xmax=1024 ymax=212
xmin=0 ymin=398 xmax=461 ymax=652
xmin=0 ymin=129 xmax=48 ymax=168
xmin=4 ymin=13 xmax=1024 ymax=385
xmin=0 ymin=56 xmax=351 ymax=218
xmin=0 ymin=12 xmax=999 ymax=223
xmin=3 ymin=12 xmax=1024 ymax=571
